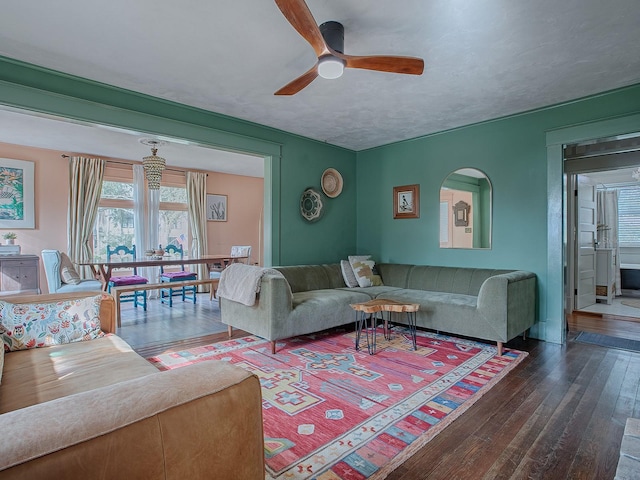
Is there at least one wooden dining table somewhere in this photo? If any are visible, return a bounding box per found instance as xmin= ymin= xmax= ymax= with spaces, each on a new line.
xmin=78 ymin=254 xmax=248 ymax=291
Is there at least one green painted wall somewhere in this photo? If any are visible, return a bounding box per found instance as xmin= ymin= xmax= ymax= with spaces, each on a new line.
xmin=478 ymin=178 xmax=491 ymax=248
xmin=0 ymin=56 xmax=357 ymax=266
xmin=277 ymin=136 xmax=357 ymax=264
xmin=356 ymin=84 xmax=640 ymax=343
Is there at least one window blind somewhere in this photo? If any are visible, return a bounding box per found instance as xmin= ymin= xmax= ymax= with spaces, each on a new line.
xmin=618 ymin=186 xmax=640 ymax=246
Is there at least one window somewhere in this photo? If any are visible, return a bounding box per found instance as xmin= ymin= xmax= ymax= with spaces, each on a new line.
xmin=92 ymin=174 xmax=190 ymax=260
xmin=94 ymin=180 xmax=134 ymax=261
xmin=618 ymin=186 xmax=640 ymax=246
xmin=159 ymin=185 xmax=190 ymax=253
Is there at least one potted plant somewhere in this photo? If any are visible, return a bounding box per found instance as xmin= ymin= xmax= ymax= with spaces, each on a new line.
xmin=3 ymin=232 xmax=17 ymax=245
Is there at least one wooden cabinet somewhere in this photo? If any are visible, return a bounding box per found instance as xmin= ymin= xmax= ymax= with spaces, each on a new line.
xmin=0 ymin=255 xmax=40 ymax=295
xmin=595 ymin=248 xmax=615 ymax=305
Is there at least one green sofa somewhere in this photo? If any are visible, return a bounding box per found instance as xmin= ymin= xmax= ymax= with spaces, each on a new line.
xmin=220 ymin=263 xmax=536 ymax=355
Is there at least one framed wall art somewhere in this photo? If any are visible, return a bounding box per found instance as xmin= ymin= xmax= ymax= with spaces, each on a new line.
xmin=0 ymin=158 xmax=35 ymax=229
xmin=393 ymin=184 xmax=420 ymax=219
xmin=206 ymin=194 xmax=227 ymax=222
xmin=453 ymin=200 xmax=471 ymax=227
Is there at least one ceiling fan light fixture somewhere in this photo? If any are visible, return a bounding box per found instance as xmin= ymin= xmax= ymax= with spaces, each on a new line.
xmin=273 ymin=1 xmax=423 ymax=95
xmin=318 ymin=56 xmax=345 ymax=79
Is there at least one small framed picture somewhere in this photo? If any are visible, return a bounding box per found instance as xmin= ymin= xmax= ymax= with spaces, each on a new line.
xmin=206 ymin=194 xmax=227 ymax=221
xmin=393 ymin=184 xmax=420 ymax=219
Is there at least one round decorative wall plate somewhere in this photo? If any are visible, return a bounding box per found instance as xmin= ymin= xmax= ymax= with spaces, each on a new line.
xmin=300 ymin=188 xmax=324 ymax=222
xmin=321 ymin=168 xmax=343 ymax=198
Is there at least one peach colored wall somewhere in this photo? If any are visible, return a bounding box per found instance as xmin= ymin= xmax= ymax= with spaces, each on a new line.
xmin=451 ymin=191 xmax=473 ymax=249
xmin=440 ymin=189 xmax=473 ymax=249
xmin=0 ymin=142 xmax=69 ymax=293
xmin=0 ymin=141 xmax=264 ymax=292
xmin=206 ymin=172 xmax=263 ymax=266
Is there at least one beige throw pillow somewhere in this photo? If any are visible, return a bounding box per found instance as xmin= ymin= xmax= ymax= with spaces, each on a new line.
xmin=59 ymin=252 xmax=81 ymax=285
xmin=348 ymin=255 xmax=383 ymax=288
xmin=340 ymin=260 xmax=359 ymax=288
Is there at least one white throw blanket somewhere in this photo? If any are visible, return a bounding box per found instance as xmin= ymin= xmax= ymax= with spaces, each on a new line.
xmin=217 ymin=263 xmax=284 ymax=306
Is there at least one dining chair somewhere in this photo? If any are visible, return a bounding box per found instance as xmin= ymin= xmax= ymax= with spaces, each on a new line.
xmin=160 ymin=244 xmax=197 ymax=307
xmin=106 ymin=245 xmax=148 ymax=310
xmin=210 ymin=245 xmax=252 ymax=300
xmin=41 ymin=249 xmax=103 ymax=293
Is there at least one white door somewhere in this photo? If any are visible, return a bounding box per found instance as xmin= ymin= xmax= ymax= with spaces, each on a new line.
xmin=575 ymin=174 xmax=597 ymax=310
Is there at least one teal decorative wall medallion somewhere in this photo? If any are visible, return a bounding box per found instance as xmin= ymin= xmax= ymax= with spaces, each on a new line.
xmin=300 ymin=188 xmax=324 ymax=222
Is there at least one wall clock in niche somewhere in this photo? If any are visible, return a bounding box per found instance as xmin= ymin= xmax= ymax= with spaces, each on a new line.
xmin=300 ymin=188 xmax=324 ymax=222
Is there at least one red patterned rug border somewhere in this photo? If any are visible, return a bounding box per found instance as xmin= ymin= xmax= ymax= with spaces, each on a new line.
xmin=370 ymin=346 xmax=528 ymax=479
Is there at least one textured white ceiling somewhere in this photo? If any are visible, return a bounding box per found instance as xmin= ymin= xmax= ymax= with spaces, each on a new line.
xmin=1 ymin=0 xmax=639 ymax=153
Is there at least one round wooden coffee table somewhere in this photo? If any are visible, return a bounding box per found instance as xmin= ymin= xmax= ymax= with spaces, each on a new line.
xmin=350 ymin=298 xmax=419 ymax=354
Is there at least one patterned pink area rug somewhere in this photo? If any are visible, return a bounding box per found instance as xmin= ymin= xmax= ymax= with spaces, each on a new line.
xmin=148 ymin=328 xmax=527 ymax=479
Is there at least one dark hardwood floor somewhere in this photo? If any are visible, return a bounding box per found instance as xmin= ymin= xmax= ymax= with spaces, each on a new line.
xmin=121 ymin=300 xmax=640 ymax=479
xmin=567 ymin=310 xmax=640 ymax=342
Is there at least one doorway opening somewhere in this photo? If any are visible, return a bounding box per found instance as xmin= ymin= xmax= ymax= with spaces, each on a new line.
xmin=565 ymin=134 xmax=640 ymax=328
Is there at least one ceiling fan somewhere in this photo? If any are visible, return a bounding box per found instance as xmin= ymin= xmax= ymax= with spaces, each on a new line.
xmin=274 ymin=0 xmax=424 ymax=95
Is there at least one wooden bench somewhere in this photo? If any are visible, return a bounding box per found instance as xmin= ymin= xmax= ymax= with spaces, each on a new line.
xmin=111 ymin=278 xmax=220 ymax=327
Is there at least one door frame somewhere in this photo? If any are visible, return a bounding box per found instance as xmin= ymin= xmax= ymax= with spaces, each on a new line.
xmin=546 ymin=112 xmax=640 ymax=345
xmin=0 ymin=81 xmax=284 ymax=267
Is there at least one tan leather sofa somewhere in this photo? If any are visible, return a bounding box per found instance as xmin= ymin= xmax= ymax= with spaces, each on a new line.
xmin=0 ymin=292 xmax=264 ymax=479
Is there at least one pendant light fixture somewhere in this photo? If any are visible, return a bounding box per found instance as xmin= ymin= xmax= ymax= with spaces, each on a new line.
xmin=140 ymin=139 xmax=167 ymax=190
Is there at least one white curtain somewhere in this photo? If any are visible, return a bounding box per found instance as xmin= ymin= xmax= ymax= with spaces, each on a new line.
xmin=133 ymin=165 xmax=158 ymax=291
xmin=147 ymin=189 xmax=161 ymax=289
xmin=597 ymin=189 xmax=621 ymax=295
xmin=187 ymin=171 xmax=208 ymax=292
xmin=133 ymin=165 xmax=146 ymax=257
xmin=68 ymin=157 xmax=105 ymax=279
xmin=148 ymin=189 xmax=160 ymax=255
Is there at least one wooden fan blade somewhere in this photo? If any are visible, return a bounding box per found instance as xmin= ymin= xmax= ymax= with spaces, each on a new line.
xmin=275 ymin=64 xmax=319 ymax=95
xmin=338 ymin=53 xmax=424 ymax=75
xmin=274 ymin=0 xmax=328 ymax=57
